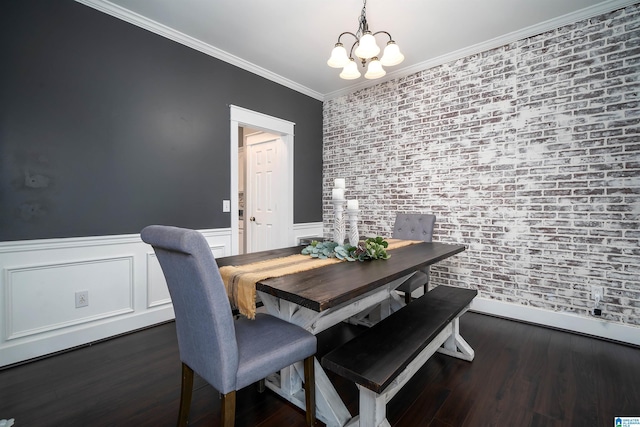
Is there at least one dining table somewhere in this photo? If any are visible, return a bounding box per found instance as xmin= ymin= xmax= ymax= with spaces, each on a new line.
xmin=216 ymin=240 xmax=466 ymax=427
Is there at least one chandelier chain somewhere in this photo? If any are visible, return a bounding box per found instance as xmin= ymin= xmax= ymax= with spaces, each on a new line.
xmin=357 ymin=0 xmax=368 ymax=38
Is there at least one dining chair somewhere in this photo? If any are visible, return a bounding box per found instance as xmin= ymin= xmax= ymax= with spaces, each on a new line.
xmin=141 ymin=225 xmax=317 ymax=427
xmin=392 ymin=213 xmax=436 ymax=304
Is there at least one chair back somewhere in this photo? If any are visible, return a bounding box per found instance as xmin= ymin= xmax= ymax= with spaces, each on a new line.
xmin=141 ymin=225 xmax=238 ymax=394
xmin=392 ymin=213 xmax=436 ymax=242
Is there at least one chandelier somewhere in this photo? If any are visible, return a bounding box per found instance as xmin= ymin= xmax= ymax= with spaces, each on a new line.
xmin=327 ymin=0 xmax=405 ymax=80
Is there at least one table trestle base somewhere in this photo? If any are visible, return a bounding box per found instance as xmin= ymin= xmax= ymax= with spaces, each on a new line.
xmin=260 ymin=289 xmax=413 ymax=427
xmin=436 ymin=311 xmax=475 ymax=361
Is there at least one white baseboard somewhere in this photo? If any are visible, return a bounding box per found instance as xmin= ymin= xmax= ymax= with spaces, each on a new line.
xmin=1 ymin=306 xmax=175 ymax=367
xmin=470 ymin=297 xmax=640 ymax=347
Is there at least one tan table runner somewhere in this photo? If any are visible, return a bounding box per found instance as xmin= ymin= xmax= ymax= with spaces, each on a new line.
xmin=220 ymin=239 xmax=421 ymax=319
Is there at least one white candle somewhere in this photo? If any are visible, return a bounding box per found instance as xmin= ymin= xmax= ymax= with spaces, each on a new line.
xmin=347 ymin=199 xmax=359 ymax=210
xmin=332 ymin=188 xmax=344 ymax=200
xmin=334 ymin=178 xmax=345 ymax=189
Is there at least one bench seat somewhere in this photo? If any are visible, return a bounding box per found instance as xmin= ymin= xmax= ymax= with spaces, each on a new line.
xmin=322 ymin=285 xmax=477 ymax=426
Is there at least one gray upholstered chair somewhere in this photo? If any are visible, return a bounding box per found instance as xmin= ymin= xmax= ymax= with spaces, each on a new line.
xmin=392 ymin=213 xmax=436 ymax=304
xmin=141 ymin=225 xmax=317 ymax=427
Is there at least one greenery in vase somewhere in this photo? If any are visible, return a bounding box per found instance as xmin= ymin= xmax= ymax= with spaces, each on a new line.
xmin=301 ymin=237 xmax=390 ymax=262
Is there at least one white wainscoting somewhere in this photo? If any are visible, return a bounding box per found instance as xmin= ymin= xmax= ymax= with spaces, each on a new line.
xmin=5 ymin=256 xmax=135 ymax=340
xmin=0 ymin=229 xmax=230 ymax=367
xmin=292 ymin=222 xmax=324 ymax=245
xmin=11 ymin=222 xmax=633 ymax=366
xmin=0 ymin=223 xmax=323 ymax=368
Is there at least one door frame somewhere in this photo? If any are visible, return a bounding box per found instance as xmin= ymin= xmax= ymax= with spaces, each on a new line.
xmin=229 ymin=105 xmax=295 ymax=255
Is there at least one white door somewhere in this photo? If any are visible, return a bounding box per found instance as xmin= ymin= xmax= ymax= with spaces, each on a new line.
xmin=245 ymin=132 xmax=284 ymax=252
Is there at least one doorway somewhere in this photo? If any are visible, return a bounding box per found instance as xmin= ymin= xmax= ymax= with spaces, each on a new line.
xmin=229 ymin=106 xmax=295 ymax=255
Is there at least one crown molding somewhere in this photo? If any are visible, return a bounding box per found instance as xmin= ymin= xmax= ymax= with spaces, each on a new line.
xmin=75 ymin=0 xmax=636 ymax=102
xmin=325 ymin=0 xmax=639 ymax=100
xmin=74 ymin=0 xmax=324 ymax=101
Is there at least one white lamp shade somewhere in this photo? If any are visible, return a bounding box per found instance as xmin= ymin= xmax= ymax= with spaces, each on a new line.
xmin=365 ymin=58 xmax=386 ymax=79
xmin=380 ymin=41 xmax=405 ymax=67
xmin=327 ymin=44 xmax=350 ymax=68
xmin=354 ymin=32 xmax=380 ymax=59
xmin=340 ymin=59 xmax=361 ymax=80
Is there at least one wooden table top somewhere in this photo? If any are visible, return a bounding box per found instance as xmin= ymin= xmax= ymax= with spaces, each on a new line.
xmin=216 ymin=241 xmax=466 ymax=312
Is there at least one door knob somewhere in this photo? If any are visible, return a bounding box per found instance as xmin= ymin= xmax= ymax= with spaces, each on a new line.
xmin=249 ymin=216 xmax=256 ymax=222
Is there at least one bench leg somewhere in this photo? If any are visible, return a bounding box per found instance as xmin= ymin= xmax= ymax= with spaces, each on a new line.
xmin=437 ymin=317 xmax=475 ymax=361
xmin=358 ymin=386 xmax=391 ymax=427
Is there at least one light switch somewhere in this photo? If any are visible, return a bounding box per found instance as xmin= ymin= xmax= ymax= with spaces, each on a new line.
xmin=223 ymin=200 xmax=231 ymax=212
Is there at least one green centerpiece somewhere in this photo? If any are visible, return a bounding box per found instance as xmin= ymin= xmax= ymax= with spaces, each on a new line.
xmin=301 ymin=237 xmax=390 ymax=262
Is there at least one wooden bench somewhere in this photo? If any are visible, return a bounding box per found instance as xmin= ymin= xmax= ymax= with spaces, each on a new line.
xmin=322 ymin=285 xmax=477 ymax=427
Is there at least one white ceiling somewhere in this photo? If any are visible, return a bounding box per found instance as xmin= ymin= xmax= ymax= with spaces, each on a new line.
xmin=79 ymin=0 xmax=635 ymax=100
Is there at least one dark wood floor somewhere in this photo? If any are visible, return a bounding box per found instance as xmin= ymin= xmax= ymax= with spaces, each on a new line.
xmin=1 ymin=312 xmax=639 ymax=426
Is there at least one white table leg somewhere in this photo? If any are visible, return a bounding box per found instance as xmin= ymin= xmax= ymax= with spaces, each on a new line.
xmin=358 ymin=386 xmax=391 ymax=427
xmin=257 ymin=286 xmax=425 ymax=426
xmin=311 ymin=359 xmax=351 ymax=426
xmin=264 ymin=359 xmax=351 ymax=427
xmin=258 ymin=292 xmax=354 ymax=426
xmin=346 ymin=275 xmax=411 ymax=327
xmin=437 ymin=314 xmax=475 ymax=361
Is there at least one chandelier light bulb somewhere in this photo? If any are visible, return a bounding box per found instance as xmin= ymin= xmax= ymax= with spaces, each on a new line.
xmin=327 ymin=43 xmax=350 ymax=68
xmin=365 ymin=57 xmax=386 ymax=79
xmin=354 ymin=32 xmax=380 ymax=59
xmin=380 ymin=41 xmax=405 ymax=67
xmin=340 ymin=59 xmax=362 ymax=80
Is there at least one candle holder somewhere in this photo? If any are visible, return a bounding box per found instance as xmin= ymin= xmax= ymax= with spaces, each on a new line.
xmin=332 ymin=199 xmax=346 ymax=245
xmin=347 ymin=208 xmax=360 ymax=247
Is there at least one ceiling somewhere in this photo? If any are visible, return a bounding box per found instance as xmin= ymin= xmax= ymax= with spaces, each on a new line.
xmin=79 ymin=0 xmax=634 ymax=100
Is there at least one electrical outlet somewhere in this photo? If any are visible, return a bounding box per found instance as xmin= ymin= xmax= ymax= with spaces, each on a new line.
xmin=591 ymin=286 xmax=604 ymax=316
xmin=75 ymin=290 xmax=89 ymax=308
xmin=592 ymin=286 xmax=604 ymax=302
xmin=223 ymin=200 xmax=231 ymax=212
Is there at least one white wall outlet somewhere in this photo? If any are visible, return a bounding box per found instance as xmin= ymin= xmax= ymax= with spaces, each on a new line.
xmin=592 ymin=286 xmax=604 ymax=302
xmin=75 ymin=290 xmax=89 ymax=308
xmin=223 ymin=199 xmax=231 ymax=212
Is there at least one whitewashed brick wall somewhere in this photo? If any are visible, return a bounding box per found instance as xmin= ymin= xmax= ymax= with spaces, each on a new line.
xmin=323 ymin=5 xmax=640 ymax=327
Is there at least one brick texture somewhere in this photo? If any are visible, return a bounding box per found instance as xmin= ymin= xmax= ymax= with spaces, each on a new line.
xmin=323 ymin=5 xmax=640 ymax=327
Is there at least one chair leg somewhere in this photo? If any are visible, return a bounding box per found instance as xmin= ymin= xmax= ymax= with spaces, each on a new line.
xmin=404 ymin=291 xmax=412 ymax=304
xmin=256 ymin=378 xmax=265 ymax=393
xmin=424 ymin=283 xmax=428 ymax=295
xmin=221 ymin=391 xmax=236 ymax=427
xmin=177 ymin=363 xmax=194 ymax=427
xmin=303 ymin=356 xmax=316 ymax=426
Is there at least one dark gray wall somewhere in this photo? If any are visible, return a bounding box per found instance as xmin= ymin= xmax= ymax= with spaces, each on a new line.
xmin=0 ymin=1 xmax=323 ymax=241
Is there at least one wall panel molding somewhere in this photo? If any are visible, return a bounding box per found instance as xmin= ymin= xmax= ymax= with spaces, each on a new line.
xmin=0 ymin=228 xmax=231 ymax=367
xmin=5 ymin=256 xmax=134 ymax=340
xmin=145 ymin=252 xmax=171 ymax=309
xmin=0 ymin=225 xmax=321 ymax=367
